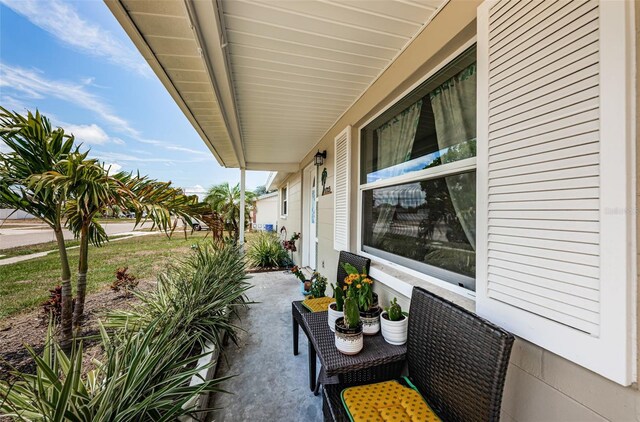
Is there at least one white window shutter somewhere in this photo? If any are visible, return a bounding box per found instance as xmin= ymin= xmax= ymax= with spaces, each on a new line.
xmin=476 ymin=0 xmax=635 ymax=385
xmin=334 ymin=126 xmax=351 ymax=251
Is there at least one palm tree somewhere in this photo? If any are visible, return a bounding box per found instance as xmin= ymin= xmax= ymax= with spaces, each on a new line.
xmin=30 ymin=152 xmax=129 ymax=327
xmin=2 ymin=107 xmax=209 ymax=340
xmin=32 ymin=156 xmax=208 ymax=329
xmin=0 ymin=107 xmax=77 ymax=345
xmin=205 ymin=182 xmax=255 ymax=241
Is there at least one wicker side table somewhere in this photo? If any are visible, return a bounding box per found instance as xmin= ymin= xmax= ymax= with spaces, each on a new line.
xmin=305 ymin=311 xmax=406 ymax=395
xmin=292 ymin=300 xmax=321 ymax=392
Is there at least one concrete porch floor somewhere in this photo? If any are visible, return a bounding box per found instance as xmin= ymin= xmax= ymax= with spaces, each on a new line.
xmin=209 ymin=271 xmax=322 ymax=421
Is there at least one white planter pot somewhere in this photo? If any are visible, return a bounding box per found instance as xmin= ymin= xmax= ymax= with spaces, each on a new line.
xmin=334 ymin=317 xmax=364 ymax=355
xmin=328 ymin=302 xmax=343 ymax=332
xmin=360 ymin=307 xmax=381 ymax=336
xmin=380 ymin=311 xmax=408 ymax=345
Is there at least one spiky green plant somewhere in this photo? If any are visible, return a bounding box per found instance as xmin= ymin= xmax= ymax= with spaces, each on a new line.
xmin=246 ymin=231 xmax=288 ymax=268
xmin=332 ymin=283 xmax=344 ymax=311
xmin=343 ymin=294 xmax=360 ymax=329
xmin=0 ymin=320 xmax=230 ymax=421
xmin=105 ymin=242 xmax=252 ymax=350
xmin=385 ymin=297 xmax=403 ymax=321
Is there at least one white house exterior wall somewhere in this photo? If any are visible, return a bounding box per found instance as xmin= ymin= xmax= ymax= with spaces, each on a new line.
xmin=276 ymin=1 xmax=640 ymax=420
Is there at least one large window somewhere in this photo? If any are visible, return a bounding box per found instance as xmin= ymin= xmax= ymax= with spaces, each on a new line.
xmin=360 ymin=47 xmax=477 ymax=290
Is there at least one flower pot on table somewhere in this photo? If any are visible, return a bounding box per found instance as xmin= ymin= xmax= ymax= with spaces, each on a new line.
xmin=334 ymin=317 xmax=363 ymax=355
xmin=380 ymin=311 xmax=408 ymax=345
xmin=360 ymin=306 xmax=382 ymax=335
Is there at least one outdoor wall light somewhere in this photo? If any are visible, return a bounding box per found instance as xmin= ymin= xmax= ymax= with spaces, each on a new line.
xmin=314 ymin=150 xmax=327 ymax=166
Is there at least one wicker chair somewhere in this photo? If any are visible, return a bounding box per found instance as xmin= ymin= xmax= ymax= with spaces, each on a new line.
xmin=336 ymin=251 xmax=371 ymax=286
xmin=323 ymin=286 xmax=515 ymax=422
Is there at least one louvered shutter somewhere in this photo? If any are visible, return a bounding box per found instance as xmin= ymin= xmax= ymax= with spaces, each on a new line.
xmin=334 ymin=126 xmax=351 ymax=251
xmin=476 ymin=0 xmax=635 ymax=385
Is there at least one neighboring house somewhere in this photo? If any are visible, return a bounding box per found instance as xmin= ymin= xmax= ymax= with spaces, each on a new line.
xmin=252 ymin=190 xmax=278 ymax=232
xmin=108 ymin=1 xmax=638 ymax=420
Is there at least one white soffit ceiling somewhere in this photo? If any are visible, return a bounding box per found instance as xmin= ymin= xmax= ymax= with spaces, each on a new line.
xmin=222 ymin=0 xmax=448 ymax=169
xmin=110 ymin=0 xmax=240 ymax=167
xmin=108 ymin=0 xmax=448 ymax=171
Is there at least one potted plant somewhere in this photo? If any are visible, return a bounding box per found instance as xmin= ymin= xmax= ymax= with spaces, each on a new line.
xmin=328 ymin=282 xmax=344 ymax=332
xmin=381 ymin=297 xmax=409 ymax=345
xmin=291 ymin=265 xmax=311 ymax=295
xmin=343 ymin=263 xmax=381 ymax=335
xmin=310 ymin=271 xmax=327 ymax=298
xmin=334 ymin=290 xmax=363 ymax=355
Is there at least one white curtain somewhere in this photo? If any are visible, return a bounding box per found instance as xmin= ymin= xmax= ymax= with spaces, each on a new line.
xmin=371 ymin=100 xmax=422 ymax=247
xmin=376 ymin=100 xmax=422 ymax=177
xmin=430 ymin=63 xmax=477 ymax=249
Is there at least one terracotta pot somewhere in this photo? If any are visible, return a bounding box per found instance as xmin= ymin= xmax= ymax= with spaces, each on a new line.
xmin=360 ymin=306 xmax=381 ymax=335
xmin=380 ymin=311 xmax=408 ymax=345
xmin=328 ymin=302 xmax=343 ymax=332
xmin=334 ymin=317 xmax=363 ymax=355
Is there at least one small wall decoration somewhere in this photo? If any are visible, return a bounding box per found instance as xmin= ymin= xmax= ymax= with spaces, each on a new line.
xmin=321 ymin=167 xmax=328 ymax=193
xmin=323 ymin=186 xmax=332 ymax=195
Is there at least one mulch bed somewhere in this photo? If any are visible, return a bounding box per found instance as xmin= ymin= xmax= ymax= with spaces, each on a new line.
xmin=0 ymin=280 xmax=155 ymax=382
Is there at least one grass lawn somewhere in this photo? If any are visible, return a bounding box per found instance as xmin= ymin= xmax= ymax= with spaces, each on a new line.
xmin=0 ymin=235 xmax=129 ymax=259
xmin=0 ymin=231 xmax=210 ymax=319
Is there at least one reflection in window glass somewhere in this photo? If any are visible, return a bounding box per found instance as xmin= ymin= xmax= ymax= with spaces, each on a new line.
xmin=362 ymin=172 xmax=476 ymax=281
xmin=361 ymin=61 xmax=477 ymax=184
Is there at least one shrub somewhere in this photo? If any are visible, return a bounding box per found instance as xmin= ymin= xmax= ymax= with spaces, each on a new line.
xmin=106 ymin=242 xmax=251 ymax=350
xmin=110 ymin=267 xmax=139 ymax=296
xmin=246 ymin=231 xmax=289 ymax=268
xmin=41 ymin=285 xmax=74 ymax=323
xmin=0 ymin=321 xmax=229 ymax=420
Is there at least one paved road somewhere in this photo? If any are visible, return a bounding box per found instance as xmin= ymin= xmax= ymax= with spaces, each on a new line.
xmin=0 ymin=221 xmax=156 ymax=250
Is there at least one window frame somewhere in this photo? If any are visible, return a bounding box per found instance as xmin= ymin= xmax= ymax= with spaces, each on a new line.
xmin=280 ymin=183 xmax=288 ymax=218
xmin=356 ymin=38 xmax=478 ymax=300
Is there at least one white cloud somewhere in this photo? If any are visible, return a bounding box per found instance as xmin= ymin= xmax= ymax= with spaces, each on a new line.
xmin=0 ymin=0 xmax=150 ymax=77
xmin=65 ymin=123 xmax=109 ymax=145
xmin=104 ymin=162 xmax=122 ymax=174
xmin=0 ymin=63 xmax=139 ymax=137
xmin=165 ymin=145 xmax=209 ymax=155
xmin=112 ymin=138 xmax=125 ymax=146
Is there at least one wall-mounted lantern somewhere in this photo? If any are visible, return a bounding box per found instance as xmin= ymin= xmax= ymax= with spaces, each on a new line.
xmin=314 ymin=150 xmax=327 ymax=166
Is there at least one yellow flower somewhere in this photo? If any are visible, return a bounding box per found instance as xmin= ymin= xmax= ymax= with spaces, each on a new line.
xmin=343 ymin=285 xmax=347 ymax=291
xmin=363 ymin=278 xmax=372 ymax=284
xmin=356 ymin=284 xmax=362 ymax=289
xmin=345 ymin=278 xmax=353 ymax=285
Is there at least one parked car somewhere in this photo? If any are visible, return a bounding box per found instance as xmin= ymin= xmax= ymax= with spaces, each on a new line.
xmin=192 ymin=219 xmax=209 ymax=231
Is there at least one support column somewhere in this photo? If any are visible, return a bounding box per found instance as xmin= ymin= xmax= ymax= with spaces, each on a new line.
xmin=239 ymin=167 xmax=246 ymax=245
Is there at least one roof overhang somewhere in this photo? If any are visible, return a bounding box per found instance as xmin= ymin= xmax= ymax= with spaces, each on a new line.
xmin=106 ymin=0 xmax=449 ymax=172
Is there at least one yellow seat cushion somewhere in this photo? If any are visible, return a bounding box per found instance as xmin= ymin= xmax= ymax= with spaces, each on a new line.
xmin=342 ymin=379 xmax=440 ymax=422
xmin=302 ymin=296 xmax=334 ymax=312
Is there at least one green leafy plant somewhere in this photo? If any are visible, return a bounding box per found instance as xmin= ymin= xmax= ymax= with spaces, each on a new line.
xmin=0 ymin=321 xmax=230 ymax=420
xmin=385 ymin=297 xmax=405 ymax=321
xmin=246 ymin=231 xmax=288 ymax=268
xmin=343 ymin=292 xmax=360 ymax=329
xmin=110 ymin=266 xmax=139 ymax=296
xmin=310 ymin=271 xmax=327 ymax=297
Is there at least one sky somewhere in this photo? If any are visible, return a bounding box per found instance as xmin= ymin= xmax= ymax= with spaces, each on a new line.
xmin=0 ymin=0 xmax=269 ymax=195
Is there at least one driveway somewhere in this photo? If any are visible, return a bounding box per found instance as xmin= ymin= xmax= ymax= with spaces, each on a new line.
xmin=0 ymin=220 xmax=156 ymax=250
